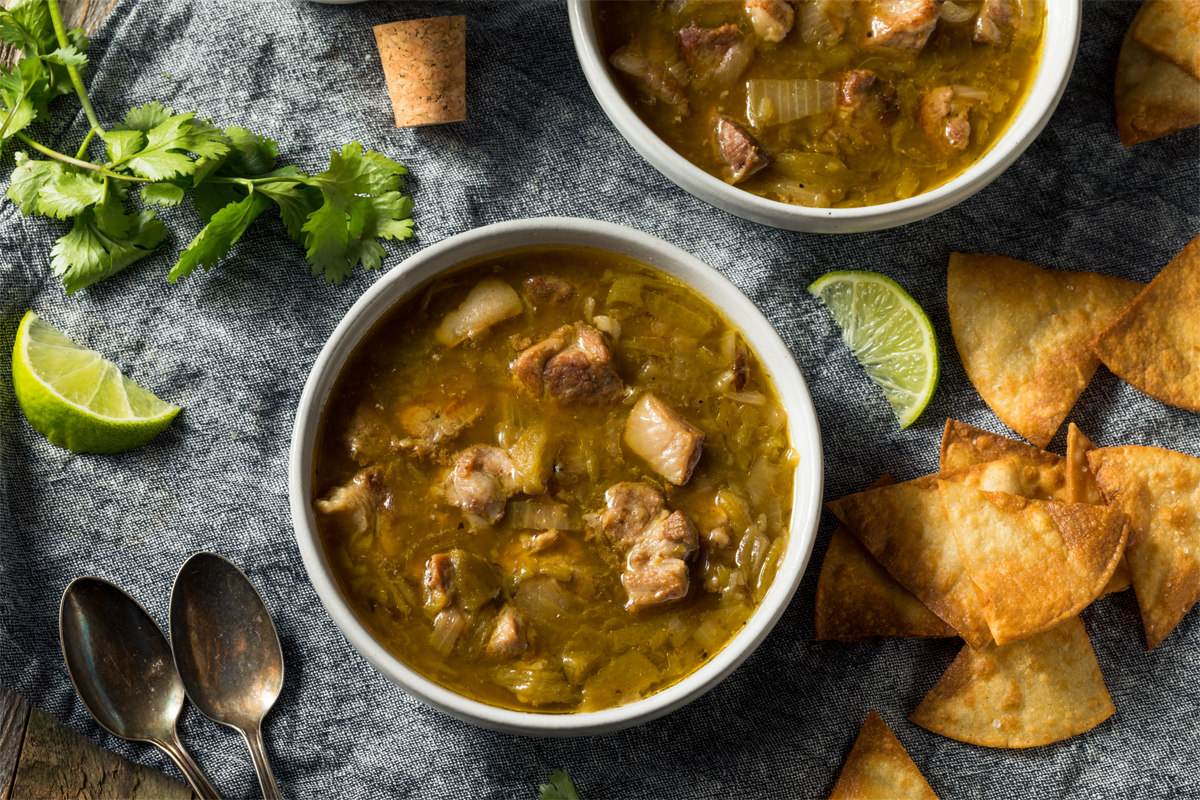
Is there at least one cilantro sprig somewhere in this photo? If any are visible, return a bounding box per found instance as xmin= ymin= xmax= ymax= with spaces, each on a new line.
xmin=537 ymin=770 xmax=582 ymax=800
xmin=1 ymin=0 xmax=414 ymax=294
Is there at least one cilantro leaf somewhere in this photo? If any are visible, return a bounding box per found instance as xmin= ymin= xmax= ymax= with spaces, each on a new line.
xmin=300 ymin=142 xmax=413 ymax=283
xmin=0 ymin=57 xmax=44 ymax=142
xmin=223 ymin=126 xmax=278 ymax=175
xmin=122 ymin=111 xmax=229 ymax=180
xmin=103 ymin=129 xmax=145 ymax=162
xmin=192 ymin=181 xmax=247 ymax=224
xmin=140 ymin=182 xmax=186 ymax=207
xmin=0 ymin=0 xmax=49 ymax=53
xmin=113 ymin=100 xmax=172 ymax=133
xmin=5 ymin=151 xmax=62 ymax=215
xmin=169 ymin=190 xmax=273 ymax=282
xmin=38 ymin=169 xmax=105 ymax=219
xmin=537 ymin=770 xmax=582 ymax=800
xmin=49 ymin=207 xmax=167 ymax=294
xmin=255 ymin=174 xmax=321 ymax=243
xmin=43 ymin=45 xmax=87 ymax=68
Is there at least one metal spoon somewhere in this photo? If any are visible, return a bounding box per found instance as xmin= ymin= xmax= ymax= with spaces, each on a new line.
xmin=59 ymin=577 xmax=222 ymax=800
xmin=169 ymin=553 xmax=284 ymax=800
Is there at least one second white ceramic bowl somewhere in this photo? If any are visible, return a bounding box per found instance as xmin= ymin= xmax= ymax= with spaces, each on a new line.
xmin=568 ymin=1 xmax=1081 ymax=234
xmin=289 ymin=218 xmax=824 ymax=736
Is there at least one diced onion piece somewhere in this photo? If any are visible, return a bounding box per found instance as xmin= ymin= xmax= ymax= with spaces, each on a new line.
xmin=975 ymin=14 xmax=1002 ymax=42
xmin=937 ymin=0 xmax=976 ymax=23
xmin=508 ymin=501 xmax=573 ymax=531
xmin=666 ymin=60 xmax=692 ymax=87
xmin=952 ymin=84 xmax=989 ymax=101
xmin=726 ymin=391 xmax=767 ymax=406
xmin=435 ymin=278 xmax=523 ymax=347
xmin=694 ymin=617 xmax=725 ymax=651
xmin=746 ymin=79 xmax=836 ymax=127
xmin=430 ymin=606 xmax=466 ymax=655
xmin=799 ymin=1 xmax=838 ymax=43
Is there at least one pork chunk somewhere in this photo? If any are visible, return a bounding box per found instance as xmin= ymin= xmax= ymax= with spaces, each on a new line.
xmin=314 ymin=467 xmax=384 ymax=537
xmin=745 ymin=0 xmax=794 ymax=43
xmin=435 ymin=278 xmax=523 ymax=347
xmin=511 ymin=323 xmax=625 ymax=404
xmin=623 ymin=511 xmax=700 ymax=610
xmin=918 ymin=85 xmax=973 ymax=152
xmin=523 ymin=276 xmax=574 ymax=303
xmin=444 ymin=445 xmax=520 ymax=526
xmin=397 ymin=398 xmax=483 ymax=459
xmin=865 ymin=0 xmax=938 ymax=51
xmin=839 ymin=69 xmax=899 ymax=125
xmin=677 ymin=23 xmax=754 ymax=85
xmin=623 ymin=393 xmax=705 ymax=486
xmin=609 ymin=43 xmax=691 ymax=116
xmin=974 ymin=0 xmax=1015 ymax=45
xmin=486 ymin=605 xmax=528 ymax=655
xmin=424 ymin=553 xmax=455 ymax=614
xmin=589 ymin=482 xmax=667 ymax=549
xmin=716 ymin=117 xmax=773 ymax=184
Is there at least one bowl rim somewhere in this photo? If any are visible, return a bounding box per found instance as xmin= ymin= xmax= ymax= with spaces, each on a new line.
xmin=288 ymin=217 xmax=824 ymax=736
xmin=567 ymin=0 xmax=1082 ymax=233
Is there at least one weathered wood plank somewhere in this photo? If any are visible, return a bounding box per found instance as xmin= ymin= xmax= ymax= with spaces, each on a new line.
xmin=9 ymin=708 xmax=193 ymax=800
xmin=2 ymin=0 xmax=118 ymax=68
xmin=0 ymin=685 xmax=32 ymax=800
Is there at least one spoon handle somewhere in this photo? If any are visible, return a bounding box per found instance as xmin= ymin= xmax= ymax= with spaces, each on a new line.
xmin=242 ymin=723 xmax=282 ymax=800
xmin=155 ymin=729 xmax=222 ymax=800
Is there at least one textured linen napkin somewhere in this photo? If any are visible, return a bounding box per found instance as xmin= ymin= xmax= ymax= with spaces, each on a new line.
xmin=1 ymin=2 xmax=1197 ymax=798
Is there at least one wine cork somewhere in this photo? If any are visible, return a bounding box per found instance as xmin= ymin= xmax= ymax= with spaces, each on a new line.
xmin=374 ymin=16 xmax=467 ymax=128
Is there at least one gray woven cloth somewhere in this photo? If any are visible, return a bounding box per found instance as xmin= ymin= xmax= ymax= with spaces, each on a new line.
xmin=1 ymin=1 xmax=1197 ymax=797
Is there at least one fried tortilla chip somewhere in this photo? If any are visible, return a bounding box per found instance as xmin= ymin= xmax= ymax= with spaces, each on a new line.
xmin=1116 ymin=4 xmax=1200 ymax=146
xmin=830 ymin=711 xmax=939 ymax=800
xmin=1092 ymin=234 xmax=1200 ymax=411
xmin=826 ymin=461 xmax=1049 ymax=650
xmin=1066 ymin=424 xmax=1132 ymax=595
xmin=818 ymin=474 xmax=953 ymax=642
xmin=939 ymin=419 xmax=1069 ymax=499
xmin=1133 ymin=0 xmax=1200 ymax=80
xmin=910 ymin=617 xmax=1114 ymax=748
xmin=1088 ymin=446 xmax=1200 ymax=650
xmin=938 ymin=482 xmax=1127 ymax=644
xmin=947 ymin=254 xmax=1143 ymax=447
xmin=816 ymin=479 xmax=957 ymax=642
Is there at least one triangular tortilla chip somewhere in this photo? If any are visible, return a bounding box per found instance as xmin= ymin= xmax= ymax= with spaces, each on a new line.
xmin=1132 ymin=0 xmax=1200 ymax=80
xmin=1116 ymin=5 xmax=1200 ymax=146
xmin=816 ymin=474 xmax=956 ymax=641
xmin=910 ymin=617 xmax=1114 ymax=748
xmin=1066 ymin=423 xmax=1132 ymax=595
xmin=828 ymin=467 xmax=1003 ymax=650
xmin=830 ymin=711 xmax=940 ymax=800
xmin=947 ymin=254 xmax=1144 ymax=447
xmin=1092 ymin=234 xmax=1200 ymax=412
xmin=939 ymin=419 xmax=1069 ymax=499
xmin=1087 ymin=445 xmax=1200 ymax=650
xmin=938 ymin=481 xmax=1126 ymax=645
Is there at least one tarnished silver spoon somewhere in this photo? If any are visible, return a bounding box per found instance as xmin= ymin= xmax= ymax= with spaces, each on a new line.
xmin=59 ymin=577 xmax=222 ymax=800
xmin=169 ymin=553 xmax=284 ymax=800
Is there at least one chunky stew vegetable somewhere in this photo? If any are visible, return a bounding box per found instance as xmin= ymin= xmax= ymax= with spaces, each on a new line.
xmin=597 ymin=0 xmax=1045 ymax=208
xmin=313 ymin=246 xmax=796 ymax=712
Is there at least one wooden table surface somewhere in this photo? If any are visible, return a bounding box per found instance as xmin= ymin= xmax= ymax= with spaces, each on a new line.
xmin=3 ymin=7 xmax=198 ymax=796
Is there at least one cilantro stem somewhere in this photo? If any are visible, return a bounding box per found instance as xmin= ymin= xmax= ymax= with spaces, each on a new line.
xmin=208 ymin=176 xmax=309 ymax=187
xmin=74 ymin=126 xmax=99 ymax=160
xmin=15 ymin=131 xmax=153 ymax=182
xmin=46 ymin=0 xmax=104 ymax=134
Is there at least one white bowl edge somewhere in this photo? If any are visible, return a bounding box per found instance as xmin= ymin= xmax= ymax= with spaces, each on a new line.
xmin=288 ymin=217 xmax=825 ymax=736
xmin=568 ymin=1 xmax=1082 ymax=233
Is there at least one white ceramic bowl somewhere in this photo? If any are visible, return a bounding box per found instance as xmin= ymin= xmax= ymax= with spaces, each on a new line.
xmin=289 ymin=218 xmax=824 ymax=736
xmin=568 ymin=1 xmax=1081 ymax=233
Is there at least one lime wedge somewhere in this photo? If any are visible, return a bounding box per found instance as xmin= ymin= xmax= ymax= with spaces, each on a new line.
xmin=808 ymin=270 xmax=939 ymax=429
xmin=12 ymin=311 xmax=181 ymax=453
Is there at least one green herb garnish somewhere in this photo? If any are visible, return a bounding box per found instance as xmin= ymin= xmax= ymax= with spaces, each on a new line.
xmin=537 ymin=769 xmax=582 ymax=800
xmin=1 ymin=0 xmax=414 ymax=294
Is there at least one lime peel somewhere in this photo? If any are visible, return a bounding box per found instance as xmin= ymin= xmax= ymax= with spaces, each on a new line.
xmin=12 ymin=311 xmax=181 ymax=454
xmin=808 ymin=270 xmax=939 ymax=429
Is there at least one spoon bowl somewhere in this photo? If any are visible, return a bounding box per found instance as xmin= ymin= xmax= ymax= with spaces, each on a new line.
xmin=59 ymin=577 xmax=221 ymax=799
xmin=170 ymin=553 xmax=284 ymax=800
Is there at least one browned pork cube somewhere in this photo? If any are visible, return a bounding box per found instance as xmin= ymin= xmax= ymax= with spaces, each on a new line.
xmin=511 ymin=323 xmax=625 ymax=404
xmin=716 ymin=117 xmax=773 ymax=184
xmin=623 ymin=511 xmax=700 ymax=610
xmin=865 ymin=0 xmax=938 ymax=51
xmin=444 ymin=445 xmax=520 ymax=525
